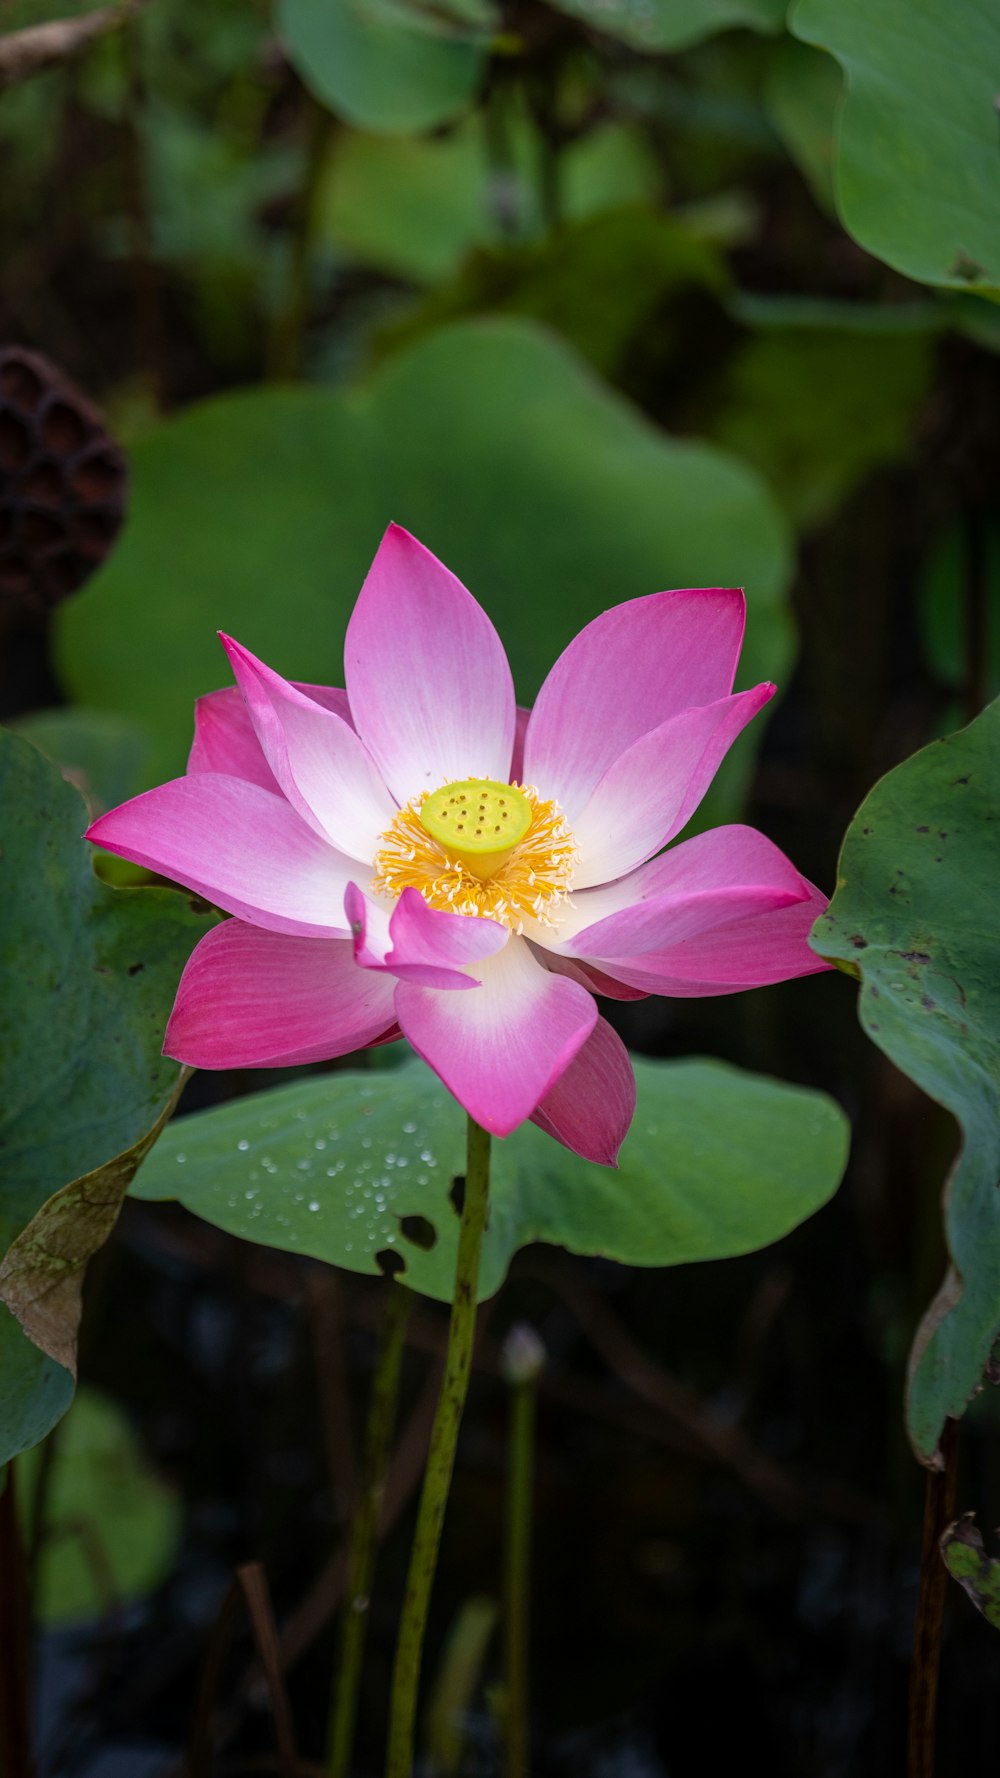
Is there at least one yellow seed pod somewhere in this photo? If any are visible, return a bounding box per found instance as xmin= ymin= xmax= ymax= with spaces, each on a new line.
xmin=419 ymin=779 xmax=532 ymax=880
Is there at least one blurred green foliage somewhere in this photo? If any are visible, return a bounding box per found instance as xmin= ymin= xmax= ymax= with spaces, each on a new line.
xmin=54 ymin=319 xmax=793 ymax=811
xmin=375 ymin=207 xmax=725 ymax=377
xmin=277 ymin=0 xmax=492 ymax=132
xmin=533 ymin=0 xmax=785 ymax=54
xmin=319 ymin=113 xmax=662 ymax=284
xmin=919 ymin=523 xmax=1000 ymax=711
xmin=18 ymin=1387 xmax=181 ymax=1624
xmin=3 ymin=0 xmax=105 ymax=26
xmin=707 ymin=307 xmax=934 ymax=527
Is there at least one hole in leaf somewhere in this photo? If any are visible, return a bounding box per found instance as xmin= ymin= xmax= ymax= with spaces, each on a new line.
xmin=398 ymin=1215 xmax=437 ymax=1251
xmin=375 ymin=1248 xmax=406 ymax=1279
xmin=449 ymin=1176 xmax=465 ymax=1217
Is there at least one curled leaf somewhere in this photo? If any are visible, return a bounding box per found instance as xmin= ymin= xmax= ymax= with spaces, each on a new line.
xmin=0 ymin=729 xmax=217 ymax=1462
xmin=810 ymin=698 xmax=1000 ymax=1465
xmin=0 ymin=1072 xmax=190 ymax=1375
xmin=941 ymin=1515 xmax=1000 ymax=1631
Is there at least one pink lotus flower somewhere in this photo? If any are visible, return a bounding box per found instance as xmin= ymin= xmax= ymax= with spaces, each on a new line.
xmin=87 ymin=526 xmax=828 ymax=1164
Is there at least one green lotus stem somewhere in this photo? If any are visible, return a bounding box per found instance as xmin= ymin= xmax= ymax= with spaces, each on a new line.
xmin=502 ymin=1328 xmax=542 ymax=1778
xmin=385 ymin=1116 xmax=492 ymax=1778
xmin=327 ymin=1278 xmax=411 ymax=1778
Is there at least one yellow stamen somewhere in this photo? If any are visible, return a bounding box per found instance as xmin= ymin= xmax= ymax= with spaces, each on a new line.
xmin=372 ymin=778 xmax=576 ymax=934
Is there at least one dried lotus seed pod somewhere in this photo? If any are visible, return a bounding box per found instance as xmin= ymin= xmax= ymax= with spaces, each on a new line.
xmin=0 ymin=346 xmax=127 ymax=610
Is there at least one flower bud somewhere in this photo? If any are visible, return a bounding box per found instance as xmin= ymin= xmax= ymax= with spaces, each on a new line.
xmin=500 ymin=1321 xmax=546 ymax=1388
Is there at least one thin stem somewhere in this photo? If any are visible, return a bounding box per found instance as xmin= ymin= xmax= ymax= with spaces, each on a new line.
xmin=0 ymin=1465 xmax=36 ymax=1778
xmin=385 ymin=1118 xmax=492 ymax=1778
xmin=327 ymin=1281 xmax=411 ymax=1778
xmin=503 ymin=1368 xmax=536 ymax=1778
xmin=235 ymin=1564 xmax=298 ymax=1777
xmin=908 ymin=1417 xmax=959 ymax=1778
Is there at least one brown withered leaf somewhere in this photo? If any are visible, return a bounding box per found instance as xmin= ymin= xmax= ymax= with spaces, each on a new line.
xmin=0 ymin=1069 xmax=190 ymax=1375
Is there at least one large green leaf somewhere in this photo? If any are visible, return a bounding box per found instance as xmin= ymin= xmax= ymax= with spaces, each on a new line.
xmin=809 ymin=699 xmax=1000 ymax=1464
xmin=0 ymin=1312 xmax=74 ymax=1468
xmin=55 ymin=319 xmax=793 ymax=826
xmin=132 ymin=1055 xmax=849 ymax=1299
xmin=277 ymin=0 xmax=490 ymax=134
xmin=792 ymin=0 xmax=1000 ymax=294
xmin=17 ymin=1387 xmax=181 ymax=1625
xmin=543 ymin=0 xmax=785 ymax=55
xmin=0 ymin=730 xmax=217 ymax=1463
